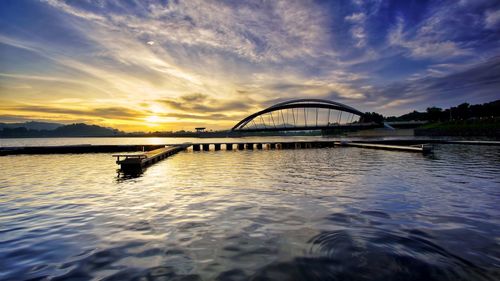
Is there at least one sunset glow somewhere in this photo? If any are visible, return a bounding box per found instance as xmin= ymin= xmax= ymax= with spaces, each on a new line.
xmin=0 ymin=0 xmax=499 ymax=131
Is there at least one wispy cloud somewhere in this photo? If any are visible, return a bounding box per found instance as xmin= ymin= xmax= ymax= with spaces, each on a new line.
xmin=345 ymin=12 xmax=368 ymax=48
xmin=159 ymin=93 xmax=257 ymax=114
xmin=366 ymin=56 xmax=500 ymax=112
xmin=388 ymin=16 xmax=471 ymax=60
xmin=0 ymin=0 xmax=498 ymax=130
xmin=484 ymin=8 xmax=500 ymax=29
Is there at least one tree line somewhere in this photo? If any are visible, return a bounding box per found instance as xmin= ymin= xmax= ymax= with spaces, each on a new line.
xmin=0 ymin=123 xmax=123 ymax=138
xmin=361 ymin=99 xmax=499 ymax=123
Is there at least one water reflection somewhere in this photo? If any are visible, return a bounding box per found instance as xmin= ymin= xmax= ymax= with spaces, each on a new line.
xmin=0 ymin=145 xmax=499 ymax=280
xmin=117 ymin=169 xmax=144 ymax=181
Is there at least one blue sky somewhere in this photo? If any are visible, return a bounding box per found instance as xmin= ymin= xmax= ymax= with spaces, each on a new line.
xmin=0 ymin=0 xmax=499 ymax=130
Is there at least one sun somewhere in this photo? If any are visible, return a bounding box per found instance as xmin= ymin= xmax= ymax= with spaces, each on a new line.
xmin=145 ymin=115 xmax=160 ymax=125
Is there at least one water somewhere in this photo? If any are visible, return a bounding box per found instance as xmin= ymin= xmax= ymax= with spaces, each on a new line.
xmin=0 ymin=144 xmax=499 ymax=280
xmin=0 ymin=134 xmax=459 ymax=147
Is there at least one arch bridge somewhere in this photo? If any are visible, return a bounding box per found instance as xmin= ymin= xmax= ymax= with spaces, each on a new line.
xmin=232 ymin=99 xmax=375 ymax=132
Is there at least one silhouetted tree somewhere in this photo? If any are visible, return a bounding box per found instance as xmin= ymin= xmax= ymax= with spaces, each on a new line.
xmin=392 ymin=110 xmax=427 ymax=121
xmin=386 ymin=100 xmax=499 ymax=122
xmin=456 ymin=103 xmax=470 ymax=120
xmin=362 ymin=112 xmax=384 ymax=123
xmin=426 ymin=107 xmax=443 ymax=122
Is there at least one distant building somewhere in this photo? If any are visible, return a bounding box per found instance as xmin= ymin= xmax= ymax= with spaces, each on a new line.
xmin=195 ymin=127 xmax=206 ymax=133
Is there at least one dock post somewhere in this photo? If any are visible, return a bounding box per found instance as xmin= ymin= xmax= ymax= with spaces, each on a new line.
xmin=214 ymin=143 xmax=221 ymax=151
xmin=295 ymin=143 xmax=301 ymax=149
xmin=246 ymin=143 xmax=254 ymax=150
xmin=422 ymin=144 xmax=433 ymax=153
xmin=276 ymin=143 xmax=282 ymax=149
xmin=202 ymin=144 xmax=210 ymax=151
xmin=256 ymin=143 xmax=263 ymax=149
xmin=226 ymin=143 xmax=233 ymax=150
xmin=193 ymin=144 xmax=201 ymax=151
xmin=238 ymin=143 xmax=245 ymax=150
xmin=305 ymin=143 xmax=312 ymax=149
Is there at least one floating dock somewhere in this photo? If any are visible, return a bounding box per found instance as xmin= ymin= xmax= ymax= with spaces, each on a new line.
xmin=4 ymin=139 xmax=500 ymax=173
xmin=0 ymin=144 xmax=167 ymax=156
xmin=334 ymin=141 xmax=432 ymax=153
xmin=185 ymin=141 xmax=431 ymax=153
xmin=113 ymin=145 xmax=189 ymax=172
xmin=2 ymin=139 xmax=497 ymax=156
xmin=109 ymin=140 xmax=435 ymax=172
xmin=3 ymin=139 xmax=498 ymax=174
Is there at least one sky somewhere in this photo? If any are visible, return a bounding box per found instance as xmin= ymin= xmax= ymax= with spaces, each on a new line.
xmin=0 ymin=0 xmax=499 ymax=131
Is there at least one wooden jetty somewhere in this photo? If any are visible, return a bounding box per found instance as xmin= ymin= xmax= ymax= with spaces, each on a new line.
xmin=113 ymin=145 xmax=188 ymax=172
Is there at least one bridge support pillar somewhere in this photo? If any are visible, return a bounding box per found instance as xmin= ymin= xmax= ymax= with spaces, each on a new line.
xmin=214 ymin=144 xmax=221 ymax=151
xmin=226 ymin=143 xmax=233 ymax=150
xmin=256 ymin=143 xmax=263 ymax=149
xmin=193 ymin=144 xmax=200 ymax=151
xmin=202 ymin=144 xmax=210 ymax=151
xmin=238 ymin=143 xmax=245 ymax=150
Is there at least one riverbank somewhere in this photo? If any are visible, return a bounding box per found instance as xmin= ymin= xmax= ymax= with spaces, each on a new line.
xmin=415 ymin=119 xmax=500 ymax=137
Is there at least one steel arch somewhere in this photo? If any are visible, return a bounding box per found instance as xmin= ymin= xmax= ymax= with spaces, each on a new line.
xmin=232 ymin=99 xmax=365 ymax=131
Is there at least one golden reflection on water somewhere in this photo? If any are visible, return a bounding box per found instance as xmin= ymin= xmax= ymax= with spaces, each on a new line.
xmin=0 ymin=145 xmax=499 ymax=280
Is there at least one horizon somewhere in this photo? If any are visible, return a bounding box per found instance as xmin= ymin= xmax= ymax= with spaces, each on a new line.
xmin=1 ymin=0 xmax=499 ymax=132
xmin=2 ymin=97 xmax=498 ymax=134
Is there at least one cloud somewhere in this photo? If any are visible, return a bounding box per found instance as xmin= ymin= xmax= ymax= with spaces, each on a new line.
xmin=44 ymin=0 xmax=334 ymax=63
xmin=265 ymin=81 xmax=366 ymax=100
xmin=345 ymin=12 xmax=367 ymax=48
xmin=0 ymin=0 xmax=498 ymax=130
xmin=365 ymin=56 xmax=500 ymax=112
xmin=484 ymin=9 xmax=500 ymax=29
xmin=42 ymin=0 xmax=106 ymax=21
xmin=2 ymin=104 xmax=145 ymax=120
xmin=388 ymin=16 xmax=471 ymax=60
xmin=345 ymin=12 xmax=366 ymax=23
xmin=160 ymin=93 xmax=256 ymax=114
xmin=163 ymin=112 xmax=243 ymax=121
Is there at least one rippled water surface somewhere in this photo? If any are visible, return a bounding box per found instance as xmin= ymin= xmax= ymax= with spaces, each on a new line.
xmin=1 ymin=144 xmax=499 ymax=280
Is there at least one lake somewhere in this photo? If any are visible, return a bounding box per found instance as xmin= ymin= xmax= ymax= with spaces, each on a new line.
xmin=0 ymin=134 xmax=452 ymax=148
xmin=0 ymin=140 xmax=499 ymax=280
